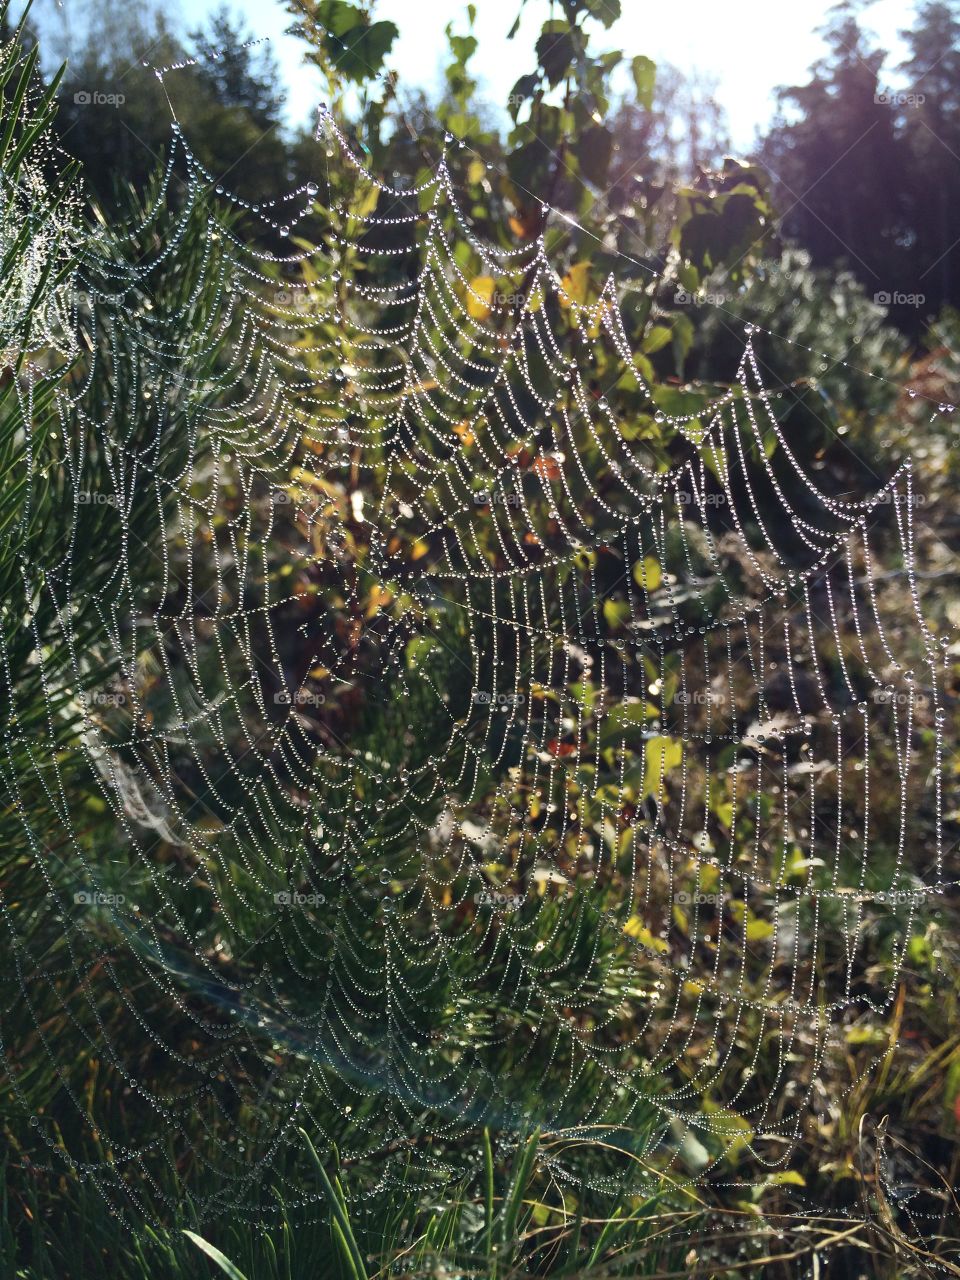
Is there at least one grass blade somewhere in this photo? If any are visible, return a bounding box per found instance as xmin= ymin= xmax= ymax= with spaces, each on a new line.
xmin=183 ymin=1230 xmax=250 ymax=1280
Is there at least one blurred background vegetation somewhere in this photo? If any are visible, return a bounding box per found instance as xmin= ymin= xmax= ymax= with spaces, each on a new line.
xmin=1 ymin=0 xmax=959 ymax=1276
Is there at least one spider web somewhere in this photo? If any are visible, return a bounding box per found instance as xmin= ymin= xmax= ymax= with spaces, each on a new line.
xmin=0 ymin=47 xmax=953 ymax=1229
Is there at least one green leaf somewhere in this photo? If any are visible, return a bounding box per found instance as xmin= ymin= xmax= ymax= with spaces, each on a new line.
xmin=314 ymin=3 xmax=399 ymax=83
xmin=584 ymin=0 xmax=622 ymax=27
xmin=600 ymin=701 xmax=659 ymax=747
xmin=448 ymin=33 xmax=478 ymax=65
xmin=406 ymin=635 xmax=435 ymax=670
xmin=671 ymin=312 xmax=695 ymax=374
xmin=702 ymin=1104 xmax=755 ymax=1163
xmin=631 ymin=55 xmax=656 ymax=110
xmin=670 ymin=1118 xmax=710 ymax=1173
xmin=640 ymin=324 xmax=672 ymax=355
xmin=537 ymin=20 xmax=577 ymax=86
xmin=315 ymin=0 xmax=365 ymax=37
xmin=508 ymin=72 xmax=541 ymax=118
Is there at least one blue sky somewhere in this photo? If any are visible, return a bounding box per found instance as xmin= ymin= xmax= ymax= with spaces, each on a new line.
xmin=40 ymin=0 xmax=916 ymax=150
xmin=221 ymin=0 xmax=915 ymax=149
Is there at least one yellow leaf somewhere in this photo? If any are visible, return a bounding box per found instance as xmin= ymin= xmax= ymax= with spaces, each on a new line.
xmin=466 ymin=275 xmax=495 ymax=320
xmin=603 ymin=598 xmax=630 ymax=630
xmin=696 ymin=862 xmax=720 ymax=892
xmin=467 ymin=158 xmax=487 ymax=185
xmin=623 ymin=916 xmax=668 ymax=952
xmin=411 ymin=539 xmax=429 ymax=560
xmin=632 ymin=556 xmax=662 ymax=592
xmin=529 ymin=1200 xmax=552 ymax=1227
xmin=729 ymin=900 xmax=774 ymax=942
xmin=401 ymin=378 xmax=438 ymax=398
xmin=364 ymin=585 xmax=393 ymax=618
xmin=290 ymin=467 xmax=342 ymax=499
xmin=747 ymin=916 xmax=778 ymax=947
xmin=712 ymin=802 xmax=734 ymax=830
xmin=347 ymin=181 xmax=380 ymax=219
xmin=559 ymin=262 xmax=589 ymax=309
xmin=642 ymin=735 xmax=682 ymax=800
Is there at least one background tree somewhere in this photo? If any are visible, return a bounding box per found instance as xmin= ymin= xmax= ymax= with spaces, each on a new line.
xmin=897 ymin=2 xmax=960 ymax=317
xmin=49 ymin=0 xmax=291 ymax=209
xmin=759 ymin=4 xmax=909 ymax=321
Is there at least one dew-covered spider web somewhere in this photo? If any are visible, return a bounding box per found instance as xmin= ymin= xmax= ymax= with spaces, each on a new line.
xmin=1 ymin=38 xmax=955 ymax=1232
